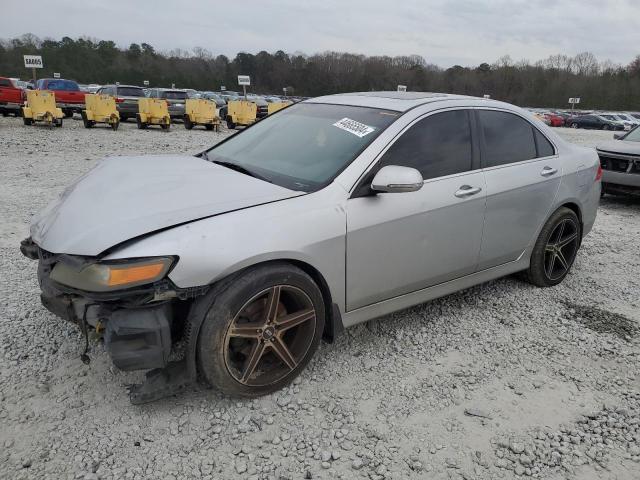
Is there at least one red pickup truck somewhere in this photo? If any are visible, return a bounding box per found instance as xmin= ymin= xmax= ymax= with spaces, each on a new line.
xmin=35 ymin=78 xmax=85 ymax=117
xmin=0 ymin=77 xmax=25 ymax=116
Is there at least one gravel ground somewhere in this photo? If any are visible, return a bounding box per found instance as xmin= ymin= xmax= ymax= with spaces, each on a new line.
xmin=1 ymin=117 xmax=639 ymax=480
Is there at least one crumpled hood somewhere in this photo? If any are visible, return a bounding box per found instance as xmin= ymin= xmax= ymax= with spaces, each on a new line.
xmin=31 ymin=155 xmax=302 ymax=256
xmin=596 ymin=140 xmax=640 ymax=156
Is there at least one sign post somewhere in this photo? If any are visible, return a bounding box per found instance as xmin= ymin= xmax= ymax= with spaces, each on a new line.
xmin=238 ymin=75 xmax=250 ymax=99
xmin=568 ymin=97 xmax=581 ymax=111
xmin=23 ymin=55 xmax=43 ymax=84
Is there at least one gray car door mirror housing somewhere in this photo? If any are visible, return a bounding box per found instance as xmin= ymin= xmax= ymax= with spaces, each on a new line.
xmin=371 ymin=165 xmax=424 ymax=193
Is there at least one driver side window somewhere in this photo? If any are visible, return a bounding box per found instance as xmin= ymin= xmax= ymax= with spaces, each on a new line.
xmin=378 ymin=110 xmax=473 ymax=180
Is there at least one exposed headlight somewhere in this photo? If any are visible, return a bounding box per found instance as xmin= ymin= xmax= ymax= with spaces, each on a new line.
xmin=50 ymin=257 xmax=174 ymax=292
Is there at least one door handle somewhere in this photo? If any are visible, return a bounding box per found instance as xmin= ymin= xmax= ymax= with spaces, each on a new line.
xmin=454 ymin=185 xmax=482 ymax=198
xmin=541 ymin=166 xmax=558 ymax=177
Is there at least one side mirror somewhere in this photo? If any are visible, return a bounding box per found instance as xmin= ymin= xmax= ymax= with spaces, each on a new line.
xmin=371 ymin=165 xmax=423 ymax=193
xmin=613 ymin=132 xmax=624 ymax=140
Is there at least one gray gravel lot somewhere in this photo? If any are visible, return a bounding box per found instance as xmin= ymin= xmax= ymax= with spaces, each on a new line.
xmin=1 ymin=117 xmax=639 ymax=480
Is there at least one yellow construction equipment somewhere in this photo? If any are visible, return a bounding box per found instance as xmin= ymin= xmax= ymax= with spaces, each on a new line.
xmin=184 ymin=98 xmax=220 ymax=131
xmin=136 ymin=98 xmax=171 ymax=130
xmin=82 ymin=94 xmax=120 ymax=130
xmin=22 ymin=90 xmax=63 ymax=127
xmin=226 ymin=100 xmax=257 ymax=129
xmin=267 ymin=101 xmax=292 ymax=115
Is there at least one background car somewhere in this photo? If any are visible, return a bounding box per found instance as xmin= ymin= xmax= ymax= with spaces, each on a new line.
xmin=596 ymin=125 xmax=640 ymax=197
xmin=35 ymin=78 xmax=85 ymax=117
xmin=97 ymin=84 xmax=146 ymax=122
xmin=200 ymin=91 xmax=228 ymax=118
xmin=146 ymin=88 xmax=188 ymax=119
xmin=0 ymin=76 xmax=25 ymax=116
xmin=567 ymin=114 xmax=624 ymax=130
xmin=219 ymin=90 xmax=241 ymax=102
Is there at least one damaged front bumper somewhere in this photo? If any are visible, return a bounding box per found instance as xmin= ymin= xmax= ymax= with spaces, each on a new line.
xmin=20 ymin=237 xmax=207 ymax=403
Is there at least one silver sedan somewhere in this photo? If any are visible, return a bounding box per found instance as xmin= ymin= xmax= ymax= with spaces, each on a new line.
xmin=21 ymin=91 xmax=601 ymax=403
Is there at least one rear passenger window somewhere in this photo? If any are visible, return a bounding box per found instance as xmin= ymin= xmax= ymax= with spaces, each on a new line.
xmin=534 ymin=129 xmax=555 ymax=157
xmin=479 ymin=110 xmax=536 ymax=167
xmin=379 ymin=110 xmax=473 ymax=180
xmin=0 ymin=79 xmax=12 ymax=87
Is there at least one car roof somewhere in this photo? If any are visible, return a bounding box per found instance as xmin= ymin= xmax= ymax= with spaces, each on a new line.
xmin=306 ymin=91 xmax=496 ymax=112
xmin=102 ymin=84 xmax=143 ymax=89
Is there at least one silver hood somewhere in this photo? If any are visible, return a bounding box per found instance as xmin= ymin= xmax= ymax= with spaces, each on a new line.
xmin=596 ymin=140 xmax=640 ymax=156
xmin=31 ymin=155 xmax=302 ymax=256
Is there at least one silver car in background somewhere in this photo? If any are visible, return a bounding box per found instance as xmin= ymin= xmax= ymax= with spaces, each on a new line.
xmin=21 ymin=92 xmax=601 ymax=403
xmin=597 ymin=125 xmax=640 ymax=196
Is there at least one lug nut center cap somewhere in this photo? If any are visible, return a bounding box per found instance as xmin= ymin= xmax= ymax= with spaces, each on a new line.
xmin=262 ymin=326 xmax=275 ymax=340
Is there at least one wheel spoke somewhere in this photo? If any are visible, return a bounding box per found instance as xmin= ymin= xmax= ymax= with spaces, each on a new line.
xmin=555 ymin=250 xmax=569 ymax=271
xmin=558 ymin=232 xmax=577 ymax=248
xmin=545 ymin=243 xmax=556 ymax=253
xmin=270 ymin=336 xmax=297 ymax=370
xmin=264 ymin=286 xmax=281 ymax=323
xmin=275 ymin=308 xmax=315 ymax=332
xmin=240 ymin=340 xmax=267 ymax=383
xmin=554 ymin=220 xmax=566 ymax=244
xmin=228 ymin=322 xmax=264 ymax=338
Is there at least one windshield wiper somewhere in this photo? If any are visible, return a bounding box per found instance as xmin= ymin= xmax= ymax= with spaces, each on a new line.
xmin=210 ymin=159 xmax=271 ymax=183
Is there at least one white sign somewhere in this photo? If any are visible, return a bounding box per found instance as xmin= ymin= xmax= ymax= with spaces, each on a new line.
xmin=116 ymin=81 xmax=120 ymax=86
xmin=238 ymin=75 xmax=251 ymax=86
xmin=53 ymin=72 xmax=60 ymax=79
xmin=143 ymin=80 xmax=149 ymax=86
xmin=568 ymin=97 xmax=581 ymax=104
xmin=24 ymin=55 xmax=43 ymax=69
xmin=397 ymin=85 xmax=407 ymax=92
xmin=220 ymin=85 xmax=226 ymax=91
xmin=483 ymin=94 xmax=491 ymax=99
xmin=333 ymin=117 xmax=375 ymax=138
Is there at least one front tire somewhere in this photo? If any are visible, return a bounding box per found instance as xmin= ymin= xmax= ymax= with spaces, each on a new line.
xmin=525 ymin=207 xmax=580 ymax=287
xmin=136 ymin=114 xmax=147 ymax=130
xmin=197 ymin=263 xmax=325 ymax=397
xmin=571 ymin=122 xmax=578 ymax=129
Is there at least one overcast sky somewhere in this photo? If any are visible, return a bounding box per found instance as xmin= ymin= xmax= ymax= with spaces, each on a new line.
xmin=2 ymin=0 xmax=639 ymax=67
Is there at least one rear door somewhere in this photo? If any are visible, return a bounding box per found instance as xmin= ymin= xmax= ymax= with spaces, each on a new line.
xmin=346 ymin=109 xmax=486 ymax=310
xmin=476 ymin=109 xmax=562 ymax=270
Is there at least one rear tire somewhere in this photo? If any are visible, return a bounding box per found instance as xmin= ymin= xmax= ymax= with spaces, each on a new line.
xmin=23 ymin=117 xmax=33 ymax=126
xmin=54 ymin=118 xmax=63 ymax=128
xmin=81 ymin=111 xmax=92 ymax=128
xmin=136 ymin=114 xmax=147 ymax=130
xmin=525 ymin=207 xmax=580 ymax=288
xmin=197 ymin=263 xmax=325 ymax=397
xmin=184 ymin=115 xmax=193 ymax=130
xmin=111 ymin=120 xmax=119 ymax=131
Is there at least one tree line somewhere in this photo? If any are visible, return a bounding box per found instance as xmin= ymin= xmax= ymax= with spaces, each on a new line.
xmin=2 ymin=34 xmax=640 ymax=110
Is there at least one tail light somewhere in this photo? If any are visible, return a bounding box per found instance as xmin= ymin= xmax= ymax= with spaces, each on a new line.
xmin=595 ymin=164 xmax=603 ymax=182
xmin=115 ymin=97 xmax=124 ymax=103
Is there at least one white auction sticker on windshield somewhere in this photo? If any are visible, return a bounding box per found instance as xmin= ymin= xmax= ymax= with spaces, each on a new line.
xmin=332 ymin=117 xmax=375 ymax=138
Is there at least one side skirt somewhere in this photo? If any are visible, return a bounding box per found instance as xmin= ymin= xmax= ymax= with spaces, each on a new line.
xmin=342 ymin=254 xmax=530 ymax=328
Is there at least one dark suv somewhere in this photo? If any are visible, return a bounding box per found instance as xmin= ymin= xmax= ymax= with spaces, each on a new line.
xmin=147 ymin=88 xmax=188 ymax=119
xmin=97 ymin=85 xmax=145 ymax=121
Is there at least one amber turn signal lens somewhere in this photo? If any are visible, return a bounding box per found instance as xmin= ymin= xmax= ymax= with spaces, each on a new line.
xmin=107 ymin=262 xmax=166 ymax=287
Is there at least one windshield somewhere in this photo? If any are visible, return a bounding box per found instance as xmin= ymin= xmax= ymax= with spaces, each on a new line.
xmin=46 ymin=79 xmax=79 ymax=91
xmin=206 ymin=103 xmax=398 ymax=192
xmin=623 ymin=126 xmax=640 ymax=142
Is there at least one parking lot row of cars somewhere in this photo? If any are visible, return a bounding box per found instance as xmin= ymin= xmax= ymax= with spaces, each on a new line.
xmin=528 ymin=108 xmax=640 ymax=131
xmin=0 ymin=76 xmax=302 ymax=122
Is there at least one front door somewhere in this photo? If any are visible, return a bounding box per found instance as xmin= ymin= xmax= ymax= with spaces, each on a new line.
xmin=346 ymin=109 xmax=486 ymax=311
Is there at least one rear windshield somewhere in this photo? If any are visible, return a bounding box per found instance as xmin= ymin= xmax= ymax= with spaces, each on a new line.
xmin=162 ymin=91 xmax=187 ymax=100
xmin=46 ymin=80 xmax=80 ymax=91
xmin=206 ymin=103 xmax=398 ymax=192
xmin=117 ymin=87 xmax=144 ymax=97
